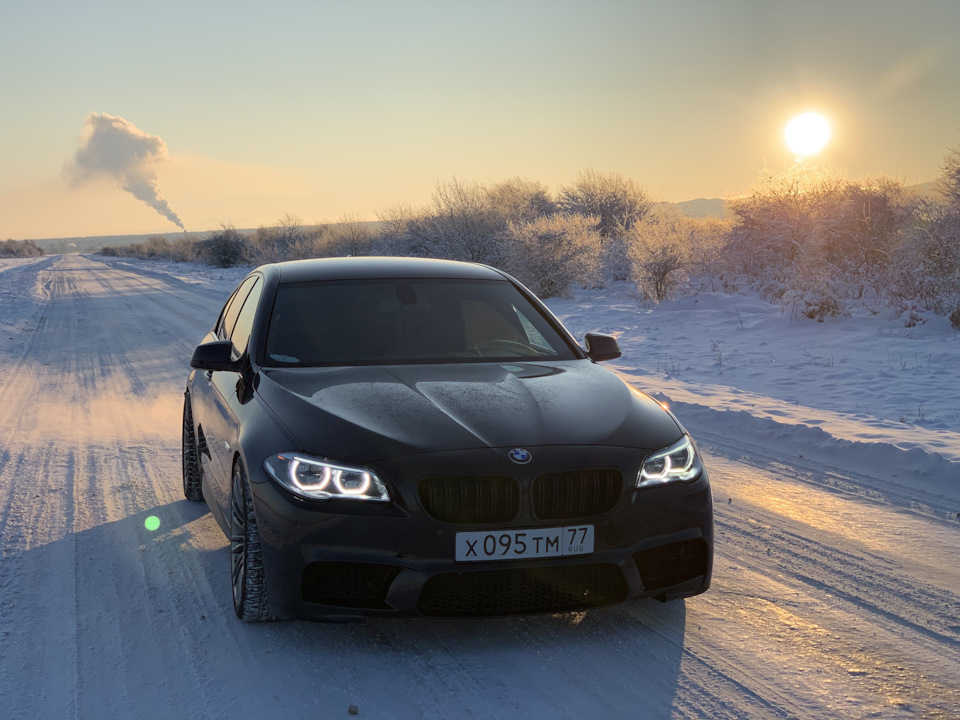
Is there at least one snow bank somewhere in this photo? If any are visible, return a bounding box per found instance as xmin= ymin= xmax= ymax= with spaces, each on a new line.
xmin=0 ymin=256 xmax=55 ymax=357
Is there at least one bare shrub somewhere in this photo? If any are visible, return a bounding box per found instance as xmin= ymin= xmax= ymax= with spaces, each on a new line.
xmin=376 ymin=203 xmax=416 ymax=239
xmin=197 ymin=225 xmax=247 ymax=268
xmin=627 ymin=206 xmax=690 ymax=303
xmin=501 ymin=214 xmax=600 ymax=298
xmin=142 ymin=235 xmax=171 ymax=258
xmin=890 ymin=199 xmax=960 ymax=318
xmin=384 ymin=178 xmax=508 ymax=265
xmin=719 ymin=165 xmax=921 ymax=320
xmin=936 ymin=142 xmax=960 ymax=208
xmin=723 ymin=164 xmax=847 ymax=296
xmin=168 ymin=236 xmax=200 ymax=262
xmin=486 ymin=177 xmax=556 ymax=224
xmin=685 ymin=215 xmax=732 ymax=290
xmin=321 ymin=214 xmax=376 ymax=257
xmin=0 ymin=239 xmax=44 ymax=257
xmin=599 ymin=235 xmax=634 ymax=283
xmin=98 ymin=235 xmax=200 ymax=262
xmin=557 ymin=169 xmax=654 ymax=239
xmin=246 ymin=214 xmax=321 ymax=264
xmin=558 ymin=170 xmax=654 ymax=282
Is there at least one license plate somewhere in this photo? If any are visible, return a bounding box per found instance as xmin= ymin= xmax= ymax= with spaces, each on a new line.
xmin=455 ymin=525 xmax=594 ymax=562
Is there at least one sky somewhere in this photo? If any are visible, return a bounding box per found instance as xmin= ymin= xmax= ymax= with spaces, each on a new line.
xmin=2 ymin=0 xmax=960 ymax=240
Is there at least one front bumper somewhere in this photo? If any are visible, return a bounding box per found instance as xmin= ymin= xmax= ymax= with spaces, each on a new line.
xmin=248 ymin=445 xmax=714 ymax=621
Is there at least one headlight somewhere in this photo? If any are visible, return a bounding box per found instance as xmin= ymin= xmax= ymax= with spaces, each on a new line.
xmin=264 ymin=452 xmax=390 ymax=502
xmin=638 ymin=435 xmax=702 ymax=486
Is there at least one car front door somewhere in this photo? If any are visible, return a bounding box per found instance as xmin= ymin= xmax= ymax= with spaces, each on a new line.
xmin=206 ymin=276 xmax=263 ymax=523
xmin=192 ymin=276 xmax=259 ymax=524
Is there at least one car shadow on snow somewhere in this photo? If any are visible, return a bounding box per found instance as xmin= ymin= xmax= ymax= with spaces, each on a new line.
xmin=0 ymin=496 xmax=229 ymax=718
xmin=136 ymin=493 xmax=689 ymax=717
xmin=236 ymin=579 xmax=688 ymax=718
xmin=4 ymin=497 xmax=687 ymax=718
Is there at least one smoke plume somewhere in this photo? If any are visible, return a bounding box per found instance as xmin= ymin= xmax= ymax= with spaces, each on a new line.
xmin=67 ymin=113 xmax=185 ymax=230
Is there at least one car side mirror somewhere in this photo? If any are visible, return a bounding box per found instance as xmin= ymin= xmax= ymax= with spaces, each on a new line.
xmin=584 ymin=332 xmax=621 ymax=362
xmin=190 ymin=339 xmax=241 ymax=372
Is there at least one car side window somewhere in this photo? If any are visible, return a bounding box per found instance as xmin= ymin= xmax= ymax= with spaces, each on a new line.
xmin=218 ymin=276 xmax=258 ymax=341
xmin=229 ymin=278 xmax=263 ymax=360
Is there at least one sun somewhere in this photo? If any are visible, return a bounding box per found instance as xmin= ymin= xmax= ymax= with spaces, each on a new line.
xmin=785 ymin=112 xmax=831 ymax=158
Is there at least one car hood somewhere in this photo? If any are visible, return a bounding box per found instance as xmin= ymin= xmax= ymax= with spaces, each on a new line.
xmin=256 ymin=361 xmax=682 ymax=462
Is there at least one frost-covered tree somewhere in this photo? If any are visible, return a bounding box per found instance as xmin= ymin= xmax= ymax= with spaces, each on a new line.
xmin=721 ymin=165 xmax=918 ymax=319
xmin=725 ymin=164 xmax=846 ymax=286
xmin=937 ymin=142 xmax=960 ymax=209
xmin=724 ymin=165 xmax=854 ymax=317
xmin=557 ymin=170 xmax=655 ymax=281
xmin=0 ymin=239 xmax=44 ymax=257
xmin=247 ymin=214 xmax=320 ymax=263
xmin=628 ymin=206 xmax=690 ymax=303
xmin=197 ymin=224 xmax=246 ymax=268
xmin=142 ymin=236 xmax=172 ymax=258
xmin=826 ymin=178 xmax=910 ymax=306
xmin=322 ymin=214 xmax=376 ymax=257
xmin=501 ymin=214 xmax=600 ymax=298
xmin=486 ymin=177 xmax=556 ymax=224
xmin=557 ymin=169 xmax=654 ymax=238
xmin=684 ymin=215 xmax=733 ymax=289
xmin=382 ymin=178 xmax=549 ymax=265
xmin=389 ymin=178 xmax=506 ymax=265
xmin=168 ymin=235 xmax=200 ymax=262
xmin=896 ymin=197 xmax=960 ymax=326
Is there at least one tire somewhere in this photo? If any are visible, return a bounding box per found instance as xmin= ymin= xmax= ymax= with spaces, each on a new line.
xmin=182 ymin=394 xmax=204 ymax=502
xmin=230 ymin=459 xmax=274 ymax=622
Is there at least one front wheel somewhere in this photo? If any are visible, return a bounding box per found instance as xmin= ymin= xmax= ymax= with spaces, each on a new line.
xmin=182 ymin=394 xmax=204 ymax=502
xmin=230 ymin=459 xmax=275 ymax=622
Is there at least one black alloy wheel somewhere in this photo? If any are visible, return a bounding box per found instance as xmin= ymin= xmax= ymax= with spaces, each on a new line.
xmin=229 ymin=459 xmax=273 ymax=622
xmin=181 ymin=395 xmax=204 ymax=502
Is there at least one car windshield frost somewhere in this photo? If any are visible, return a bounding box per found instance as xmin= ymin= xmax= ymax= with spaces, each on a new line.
xmin=264 ymin=278 xmax=578 ymax=366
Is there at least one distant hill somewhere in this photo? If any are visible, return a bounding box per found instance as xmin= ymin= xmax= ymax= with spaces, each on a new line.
xmin=672 ymin=198 xmax=728 ymax=218
xmin=29 ymin=231 xmax=197 ymax=255
xmin=669 ymin=182 xmax=940 ymax=220
xmin=903 ymin=181 xmax=938 ymax=199
xmin=26 ymin=223 xmax=384 ymax=254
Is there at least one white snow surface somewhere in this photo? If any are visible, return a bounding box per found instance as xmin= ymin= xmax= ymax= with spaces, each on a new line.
xmin=1 ymin=255 xmax=958 ymax=719
xmin=550 ymin=286 xmax=960 ymax=503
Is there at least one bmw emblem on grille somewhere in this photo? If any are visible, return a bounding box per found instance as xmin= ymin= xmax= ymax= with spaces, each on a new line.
xmin=508 ymin=448 xmax=532 ymax=464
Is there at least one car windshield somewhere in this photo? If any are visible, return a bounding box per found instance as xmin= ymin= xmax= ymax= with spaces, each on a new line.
xmin=264 ymin=278 xmax=578 ymax=366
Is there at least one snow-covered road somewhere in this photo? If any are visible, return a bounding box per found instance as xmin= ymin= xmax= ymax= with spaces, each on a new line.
xmin=1 ymin=255 xmax=958 ymax=719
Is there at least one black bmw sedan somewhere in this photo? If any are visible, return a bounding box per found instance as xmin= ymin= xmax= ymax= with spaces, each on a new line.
xmin=182 ymin=257 xmax=713 ymax=621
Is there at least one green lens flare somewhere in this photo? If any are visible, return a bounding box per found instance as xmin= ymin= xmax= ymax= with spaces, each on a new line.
xmin=144 ymin=516 xmax=161 ymax=532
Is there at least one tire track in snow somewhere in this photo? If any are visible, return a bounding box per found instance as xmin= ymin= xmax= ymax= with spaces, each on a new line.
xmin=0 ymin=443 xmax=80 ymax=719
xmin=697 ymin=450 xmax=960 ymax=719
xmin=0 ymin=255 xmax=229 ymax=719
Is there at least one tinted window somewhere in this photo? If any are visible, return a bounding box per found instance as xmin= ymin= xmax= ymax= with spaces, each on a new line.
xmin=219 ymin=276 xmax=258 ymax=341
xmin=229 ymin=278 xmax=263 ymax=359
xmin=264 ymin=278 xmax=577 ymax=366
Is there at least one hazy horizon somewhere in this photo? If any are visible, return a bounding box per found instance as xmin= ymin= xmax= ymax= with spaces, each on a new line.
xmin=18 ymin=195 xmax=735 ymax=248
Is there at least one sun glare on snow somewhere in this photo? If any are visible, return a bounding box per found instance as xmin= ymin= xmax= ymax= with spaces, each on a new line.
xmin=785 ymin=112 xmax=831 ymax=158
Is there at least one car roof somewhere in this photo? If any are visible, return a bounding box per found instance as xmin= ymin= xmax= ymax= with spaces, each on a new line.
xmin=269 ymin=256 xmax=509 ymax=284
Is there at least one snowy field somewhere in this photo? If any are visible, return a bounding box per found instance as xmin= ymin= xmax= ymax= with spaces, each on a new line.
xmin=552 ymin=284 xmax=960 ymax=503
xmin=1 ymin=254 xmax=958 ymax=719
